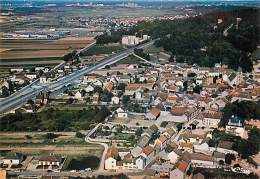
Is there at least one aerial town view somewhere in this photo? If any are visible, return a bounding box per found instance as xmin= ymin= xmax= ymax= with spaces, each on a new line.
xmin=0 ymin=0 xmax=259 ymax=178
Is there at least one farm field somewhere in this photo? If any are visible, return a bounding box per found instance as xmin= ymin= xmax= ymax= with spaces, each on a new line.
xmin=0 ymin=37 xmax=95 ymax=67
xmin=0 ymin=131 xmax=103 ymax=156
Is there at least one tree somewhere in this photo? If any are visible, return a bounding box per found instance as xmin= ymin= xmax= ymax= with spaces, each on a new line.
xmin=135 ymin=127 xmax=143 ymax=136
xmin=239 ymin=52 xmax=253 ymax=72
xmin=116 ymin=83 xmax=127 ymax=92
xmin=1 ymin=86 xmax=9 ymax=97
xmin=176 ymin=123 xmax=183 ymax=132
xmin=101 ymin=90 xmax=113 ymax=102
xmin=225 ymin=153 xmax=236 ymax=165
xmin=75 ymin=131 xmax=85 ymax=138
xmin=94 ymin=86 xmax=103 ymax=94
xmin=183 ymin=81 xmax=188 ymax=91
xmin=193 ymin=84 xmax=202 ymax=94
xmin=45 ymin=133 xmax=59 ymax=139
xmin=122 ymin=96 xmax=130 ymax=105
xmin=219 ymin=160 xmax=224 ymax=165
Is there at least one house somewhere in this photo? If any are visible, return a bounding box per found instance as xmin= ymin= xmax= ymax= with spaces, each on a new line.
xmin=225 ymin=115 xmax=245 ymax=138
xmin=179 ymin=142 xmax=193 ymax=152
xmin=146 ymin=107 xmax=161 ymax=120
xmin=131 ymin=146 xmax=143 ymax=158
xmin=92 ymin=93 xmax=100 ymax=104
xmin=171 ymin=106 xmax=199 ymax=122
xmin=164 ymin=128 xmax=176 ymax=139
xmin=39 ymin=75 xmax=49 ymax=84
xmin=25 ymin=73 xmax=37 ymax=80
xmin=105 ymin=157 xmax=117 ymax=170
xmin=105 ymin=145 xmax=119 ymax=170
xmin=111 ymin=96 xmax=120 ymax=104
xmin=213 ymin=151 xmax=225 ymax=162
xmin=105 ymin=82 xmax=113 ymax=92
xmin=74 ymin=91 xmax=82 ymax=100
xmin=122 ymin=153 xmax=136 ymax=170
xmin=85 ymin=85 xmax=95 ymax=93
xmin=249 ymin=153 xmax=260 ymax=169
xmin=151 ymin=163 xmax=173 ymax=174
xmin=118 ymin=75 xmax=131 ymax=84
xmin=38 ymin=156 xmax=61 ymax=166
xmin=155 ymin=135 xmax=168 ymax=151
xmin=194 ymin=143 xmax=212 ymax=155
xmin=135 ymin=156 xmax=146 ymax=170
xmin=170 ymin=160 xmax=190 ymax=179
xmin=3 ymin=153 xmax=24 ymax=165
xmin=202 ymin=110 xmax=222 ymax=128
xmin=223 ymin=72 xmax=243 ymax=87
xmin=245 ymin=119 xmax=260 ymax=129
xmin=141 ymin=146 xmax=154 ymax=167
xmin=190 ymin=153 xmax=214 ymax=167
xmin=192 ymin=172 xmax=205 ymax=179
xmin=167 ymin=147 xmax=182 ymax=164
xmin=116 ymin=107 xmax=128 ymax=118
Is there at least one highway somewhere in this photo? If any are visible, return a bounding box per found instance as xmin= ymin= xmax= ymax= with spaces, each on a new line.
xmin=0 ymin=39 xmax=156 ymax=115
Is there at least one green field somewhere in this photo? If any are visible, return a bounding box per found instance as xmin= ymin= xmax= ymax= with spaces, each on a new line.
xmin=80 ymin=45 xmax=125 ymax=56
xmin=115 ymin=54 xmax=142 ymax=65
xmin=0 ymin=57 xmax=62 ymax=62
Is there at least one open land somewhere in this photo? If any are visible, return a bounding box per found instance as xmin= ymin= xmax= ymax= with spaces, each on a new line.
xmin=0 ymin=37 xmax=95 ymax=67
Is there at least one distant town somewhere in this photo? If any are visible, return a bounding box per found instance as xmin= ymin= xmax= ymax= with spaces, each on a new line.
xmin=0 ymin=0 xmax=259 ymax=179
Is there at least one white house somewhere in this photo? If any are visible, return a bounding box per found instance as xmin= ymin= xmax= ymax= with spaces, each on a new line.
xmin=225 ymin=115 xmax=245 ymax=138
xmin=38 ymin=156 xmax=60 ymax=166
xmin=25 ymin=73 xmax=37 ymax=80
xmin=168 ymin=150 xmax=180 ymax=164
xmin=202 ymin=110 xmax=222 ymax=128
xmin=194 ymin=143 xmax=213 ymax=155
xmin=121 ymin=35 xmax=140 ymax=46
xmin=105 ymin=157 xmax=117 ymax=170
xmin=85 ymin=85 xmax=95 ymax=93
xmin=111 ymin=96 xmax=120 ymax=105
xmin=116 ymin=107 xmax=128 ymax=118
xmin=74 ymin=91 xmax=82 ymax=99
xmin=135 ymin=156 xmax=146 ymax=170
xmin=105 ymin=145 xmax=119 ymax=170
xmin=3 ymin=153 xmax=23 ymax=165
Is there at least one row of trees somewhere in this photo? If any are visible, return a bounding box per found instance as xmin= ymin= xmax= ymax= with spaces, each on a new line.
xmin=0 ymin=107 xmax=110 ymax=131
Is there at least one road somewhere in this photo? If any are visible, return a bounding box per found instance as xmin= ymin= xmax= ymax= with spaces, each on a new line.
xmin=85 ymin=123 xmax=108 ymax=171
xmin=0 ymin=39 xmax=156 ymax=115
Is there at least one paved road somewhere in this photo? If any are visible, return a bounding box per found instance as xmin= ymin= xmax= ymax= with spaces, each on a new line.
xmin=0 ymin=40 xmax=156 ymax=115
xmin=85 ymin=123 xmax=108 ymax=171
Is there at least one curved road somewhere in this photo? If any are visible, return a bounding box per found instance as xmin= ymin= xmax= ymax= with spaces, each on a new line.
xmin=85 ymin=123 xmax=108 ymax=171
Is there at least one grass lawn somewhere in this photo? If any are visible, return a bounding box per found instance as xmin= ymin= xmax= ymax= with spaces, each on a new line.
xmin=115 ymin=54 xmax=142 ymax=65
xmin=143 ymin=44 xmax=164 ymax=53
xmin=80 ymin=45 xmax=124 ymax=56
